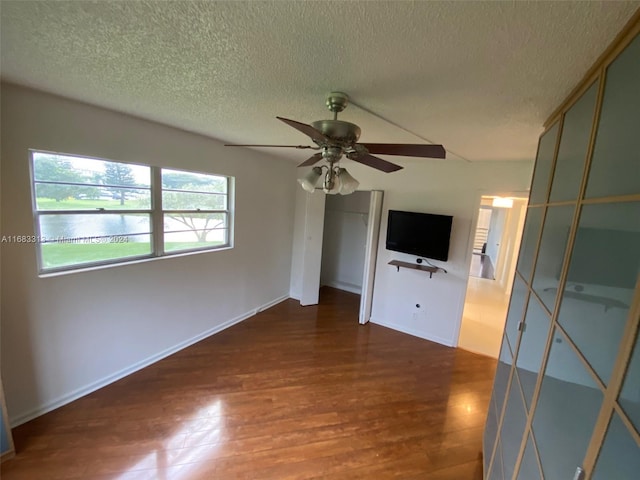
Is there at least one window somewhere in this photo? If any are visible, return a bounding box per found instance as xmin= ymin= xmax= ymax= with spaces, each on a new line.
xmin=29 ymin=151 xmax=232 ymax=273
xmin=162 ymin=168 xmax=229 ymax=253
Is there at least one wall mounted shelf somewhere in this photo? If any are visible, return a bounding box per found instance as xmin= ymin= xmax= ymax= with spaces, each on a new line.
xmin=388 ymin=260 xmax=439 ymax=278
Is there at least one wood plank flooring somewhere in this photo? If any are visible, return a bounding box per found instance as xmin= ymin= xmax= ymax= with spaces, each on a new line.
xmin=1 ymin=287 xmax=496 ymax=479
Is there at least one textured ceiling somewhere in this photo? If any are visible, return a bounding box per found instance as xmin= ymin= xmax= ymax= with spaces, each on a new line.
xmin=1 ymin=1 xmax=638 ymax=163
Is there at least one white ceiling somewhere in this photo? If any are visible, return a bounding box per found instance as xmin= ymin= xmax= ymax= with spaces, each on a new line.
xmin=1 ymin=1 xmax=637 ymax=163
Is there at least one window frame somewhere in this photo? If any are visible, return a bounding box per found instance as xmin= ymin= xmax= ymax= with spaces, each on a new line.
xmin=29 ymin=150 xmax=234 ymax=275
xmin=158 ymin=167 xmax=232 ymax=256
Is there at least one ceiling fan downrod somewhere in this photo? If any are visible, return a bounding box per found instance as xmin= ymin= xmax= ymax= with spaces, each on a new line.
xmin=326 ymin=91 xmax=349 ymax=120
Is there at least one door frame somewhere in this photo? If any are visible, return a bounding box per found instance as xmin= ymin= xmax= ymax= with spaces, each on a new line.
xmin=360 ymin=190 xmax=384 ymax=324
xmin=298 ymin=189 xmax=384 ymax=324
xmin=453 ymin=190 xmax=529 ymax=348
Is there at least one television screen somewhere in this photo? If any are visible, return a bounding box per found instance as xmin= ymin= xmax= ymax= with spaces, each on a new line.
xmin=386 ymin=210 xmax=453 ymax=261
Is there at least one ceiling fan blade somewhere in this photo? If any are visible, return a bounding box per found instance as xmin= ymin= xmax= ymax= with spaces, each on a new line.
xmin=359 ymin=143 xmax=446 ymax=159
xmin=224 ymin=144 xmax=318 ymax=149
xmin=276 ymin=116 xmax=330 ymax=144
xmin=297 ymin=153 xmax=323 ymax=167
xmin=349 ymin=153 xmax=403 ymax=173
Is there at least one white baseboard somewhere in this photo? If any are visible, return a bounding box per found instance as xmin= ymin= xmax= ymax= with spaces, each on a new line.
xmin=369 ymin=317 xmax=454 ymax=347
xmin=257 ymin=295 xmax=290 ymax=313
xmin=10 ymin=295 xmax=289 ymax=427
xmin=321 ymin=280 xmax=362 ymax=295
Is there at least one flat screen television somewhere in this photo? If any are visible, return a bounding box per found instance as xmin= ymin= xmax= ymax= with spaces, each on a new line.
xmin=386 ymin=210 xmax=453 ymax=261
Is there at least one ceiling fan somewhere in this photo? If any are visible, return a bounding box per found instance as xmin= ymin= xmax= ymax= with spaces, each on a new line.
xmin=225 ymin=92 xmax=446 ymax=194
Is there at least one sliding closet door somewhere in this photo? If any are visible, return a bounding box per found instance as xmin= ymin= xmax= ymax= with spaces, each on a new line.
xmin=0 ymin=381 xmax=14 ymax=462
xmin=300 ymin=191 xmax=327 ymax=306
xmin=483 ymin=27 xmax=640 ymax=480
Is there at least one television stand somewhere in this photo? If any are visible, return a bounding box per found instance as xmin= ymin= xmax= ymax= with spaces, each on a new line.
xmin=388 ymin=260 xmax=440 ymax=278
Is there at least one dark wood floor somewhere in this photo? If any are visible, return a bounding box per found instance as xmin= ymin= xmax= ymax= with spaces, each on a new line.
xmin=2 ymin=287 xmax=496 ymax=479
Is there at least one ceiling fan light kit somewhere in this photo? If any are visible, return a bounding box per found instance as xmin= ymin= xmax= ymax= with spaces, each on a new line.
xmin=298 ymin=167 xmax=323 ymax=193
xmin=297 ymin=165 xmax=360 ymax=195
xmin=225 ymin=92 xmax=446 ymax=195
xmin=335 ymin=168 xmax=359 ymax=195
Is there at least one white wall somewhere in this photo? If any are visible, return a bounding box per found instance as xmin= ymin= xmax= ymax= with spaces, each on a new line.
xmin=320 ymin=192 xmax=370 ymax=294
xmin=477 ymin=207 xmax=492 ymax=232
xmin=499 ymin=198 xmax=527 ymax=293
xmin=0 ymin=84 xmax=298 ymax=425
xmin=291 ymin=159 xmax=532 ymax=346
xmin=486 ymin=207 xmax=506 ymax=267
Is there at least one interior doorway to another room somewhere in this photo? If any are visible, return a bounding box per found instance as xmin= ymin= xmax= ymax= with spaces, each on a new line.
xmin=470 ymin=206 xmax=498 ymax=280
xmin=458 ymin=195 xmax=528 ymax=358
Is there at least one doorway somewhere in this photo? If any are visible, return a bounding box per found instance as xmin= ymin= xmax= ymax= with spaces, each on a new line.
xmin=320 ymin=191 xmax=371 ymax=295
xmin=298 ymin=190 xmax=383 ymax=324
xmin=470 ymin=206 xmax=496 ymax=280
xmin=458 ymin=195 xmax=528 ymax=358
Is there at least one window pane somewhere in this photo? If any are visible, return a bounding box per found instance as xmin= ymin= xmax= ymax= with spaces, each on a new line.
xmin=499 ymin=374 xmax=528 ymax=479
xmin=516 ymin=297 xmax=551 ymax=408
xmin=164 ymin=213 xmax=228 ymax=252
xmin=162 ymin=191 xmax=227 ymax=210
xmin=39 ymin=214 xmax=151 ymax=239
xmin=33 ymin=152 xmax=150 ymax=187
xmin=41 ymin=234 xmax=152 ymax=269
xmin=486 ymin=337 xmax=513 ymax=477
xmin=516 ymin=207 xmax=544 ymax=283
xmin=586 ymin=35 xmax=640 ymax=198
xmin=163 ymin=213 xmax=226 ymax=233
xmin=557 ymin=202 xmax=640 ymax=385
xmin=516 ymin=434 xmax=542 ymax=480
xmin=484 ymin=394 xmax=500 ymax=478
xmin=529 ymin=123 xmax=559 ymax=205
xmin=592 ymin=413 xmax=640 ymax=480
xmin=164 ymin=230 xmax=228 ymax=252
xmin=619 ymin=333 xmax=640 ymax=433
xmin=35 ymin=184 xmax=151 ymax=210
xmin=162 ymin=169 xmax=227 ymax=193
xmin=531 ymin=205 xmax=575 ymax=311
xmin=505 ymin=277 xmax=528 ymax=354
xmin=489 ymin=439 xmax=505 ymax=480
xmin=485 ymin=335 xmax=513 ymax=476
xmin=494 ymin=336 xmax=514 ymax=414
xmin=532 ymin=328 xmax=603 ymax=480
xmin=549 ymin=81 xmax=598 ymax=202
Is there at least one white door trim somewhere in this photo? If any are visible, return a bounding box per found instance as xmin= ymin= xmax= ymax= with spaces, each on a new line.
xmin=300 ymin=191 xmax=326 ymax=306
xmin=359 ymin=190 xmax=384 ymax=324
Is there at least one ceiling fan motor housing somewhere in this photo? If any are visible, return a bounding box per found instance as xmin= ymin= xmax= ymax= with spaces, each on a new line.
xmin=311 ymin=120 xmax=361 ymax=146
xmin=322 ymin=146 xmax=343 ymax=163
